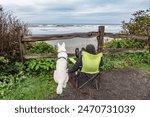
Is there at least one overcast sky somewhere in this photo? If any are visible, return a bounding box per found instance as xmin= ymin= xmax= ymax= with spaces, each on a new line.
xmin=0 ymin=0 xmax=149 ymax=24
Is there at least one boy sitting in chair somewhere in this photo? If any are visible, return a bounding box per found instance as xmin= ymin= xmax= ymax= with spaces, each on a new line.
xmin=69 ymin=44 xmax=103 ymax=89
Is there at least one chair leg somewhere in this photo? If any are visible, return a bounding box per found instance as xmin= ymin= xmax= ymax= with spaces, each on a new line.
xmin=76 ymin=76 xmax=79 ymax=88
xmin=75 ymin=73 xmax=101 ymax=89
xmin=95 ymin=79 xmax=99 ymax=90
xmin=79 ymin=74 xmax=97 ymax=89
xmin=95 ymin=74 xmax=101 ymax=90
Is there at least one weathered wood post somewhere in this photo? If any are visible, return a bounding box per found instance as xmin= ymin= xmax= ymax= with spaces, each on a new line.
xmin=17 ymin=27 xmax=24 ymax=62
xmin=148 ymin=27 xmax=150 ymax=52
xmin=20 ymin=32 xmax=26 ymax=58
xmin=97 ymin=26 xmax=105 ymax=52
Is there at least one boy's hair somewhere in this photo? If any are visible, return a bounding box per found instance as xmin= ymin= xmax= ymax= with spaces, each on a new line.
xmin=86 ymin=44 xmax=96 ymax=54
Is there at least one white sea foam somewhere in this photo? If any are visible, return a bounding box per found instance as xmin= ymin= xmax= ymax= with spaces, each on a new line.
xmin=29 ymin=24 xmax=122 ymax=35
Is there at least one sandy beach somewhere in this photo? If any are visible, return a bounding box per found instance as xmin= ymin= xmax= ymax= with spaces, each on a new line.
xmin=46 ymin=37 xmax=113 ymax=53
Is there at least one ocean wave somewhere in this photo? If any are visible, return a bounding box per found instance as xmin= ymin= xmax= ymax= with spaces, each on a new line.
xmin=28 ymin=24 xmax=122 ymax=34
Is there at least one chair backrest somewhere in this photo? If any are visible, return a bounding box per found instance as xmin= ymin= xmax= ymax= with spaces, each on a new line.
xmin=81 ymin=51 xmax=103 ymax=74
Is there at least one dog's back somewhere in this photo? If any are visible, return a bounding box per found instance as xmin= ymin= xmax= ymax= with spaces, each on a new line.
xmin=53 ymin=42 xmax=69 ymax=94
xmin=54 ymin=58 xmax=67 ymax=83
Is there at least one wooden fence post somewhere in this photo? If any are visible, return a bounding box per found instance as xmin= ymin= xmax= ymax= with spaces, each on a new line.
xmin=148 ymin=27 xmax=150 ymax=52
xmin=18 ymin=27 xmax=24 ymax=62
xmin=148 ymin=37 xmax=150 ymax=53
xmin=97 ymin=26 xmax=105 ymax=52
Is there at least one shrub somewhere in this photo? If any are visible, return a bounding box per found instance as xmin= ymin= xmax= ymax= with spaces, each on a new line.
xmin=25 ymin=42 xmax=57 ymax=72
xmin=105 ymin=38 xmax=147 ymax=49
xmin=0 ymin=5 xmax=31 ymax=57
xmin=25 ymin=58 xmax=56 ymax=72
xmin=122 ymin=8 xmax=150 ymax=36
xmin=27 ymin=42 xmax=56 ymax=54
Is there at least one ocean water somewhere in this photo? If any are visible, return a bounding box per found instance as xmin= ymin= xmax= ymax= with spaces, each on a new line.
xmin=28 ymin=24 xmax=122 ymax=53
xmin=29 ymin=24 xmax=122 ymax=35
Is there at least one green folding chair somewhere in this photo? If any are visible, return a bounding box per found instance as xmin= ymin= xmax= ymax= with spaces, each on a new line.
xmin=69 ymin=51 xmax=103 ymax=89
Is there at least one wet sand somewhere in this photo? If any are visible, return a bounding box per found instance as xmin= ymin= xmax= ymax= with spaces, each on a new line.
xmin=46 ymin=37 xmax=113 ymax=53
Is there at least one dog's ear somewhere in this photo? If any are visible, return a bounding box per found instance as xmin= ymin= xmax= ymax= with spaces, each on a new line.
xmin=62 ymin=42 xmax=65 ymax=47
xmin=57 ymin=42 xmax=60 ymax=47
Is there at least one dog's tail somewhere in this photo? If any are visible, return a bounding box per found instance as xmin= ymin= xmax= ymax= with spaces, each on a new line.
xmin=56 ymin=83 xmax=63 ymax=94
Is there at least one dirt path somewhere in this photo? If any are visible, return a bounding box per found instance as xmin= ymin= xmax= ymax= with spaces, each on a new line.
xmin=48 ymin=68 xmax=150 ymax=100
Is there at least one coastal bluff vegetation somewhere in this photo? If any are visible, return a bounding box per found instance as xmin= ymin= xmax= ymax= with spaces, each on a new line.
xmin=0 ymin=5 xmax=150 ymax=99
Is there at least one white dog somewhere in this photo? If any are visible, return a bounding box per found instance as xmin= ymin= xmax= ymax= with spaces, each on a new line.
xmin=53 ymin=42 xmax=69 ymax=94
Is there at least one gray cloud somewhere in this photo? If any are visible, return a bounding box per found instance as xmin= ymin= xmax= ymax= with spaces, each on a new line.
xmin=0 ymin=0 xmax=149 ymax=24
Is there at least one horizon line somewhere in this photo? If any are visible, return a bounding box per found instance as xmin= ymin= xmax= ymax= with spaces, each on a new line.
xmin=27 ymin=22 xmax=122 ymax=25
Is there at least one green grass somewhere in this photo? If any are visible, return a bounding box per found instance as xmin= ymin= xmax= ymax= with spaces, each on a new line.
xmin=0 ymin=42 xmax=58 ymax=100
xmin=1 ymin=51 xmax=150 ymax=100
xmin=102 ymin=52 xmax=150 ymax=72
xmin=1 ymin=73 xmax=57 ymax=100
xmin=134 ymin=64 xmax=150 ymax=74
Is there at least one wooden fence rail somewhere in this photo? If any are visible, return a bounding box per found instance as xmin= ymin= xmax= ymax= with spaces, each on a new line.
xmin=22 ymin=32 xmax=148 ymax=42
xmin=20 ymin=26 xmax=150 ymax=61
xmin=22 ymin=32 xmax=98 ymax=42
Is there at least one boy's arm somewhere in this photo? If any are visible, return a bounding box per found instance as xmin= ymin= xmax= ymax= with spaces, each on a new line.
xmin=68 ymin=58 xmax=82 ymax=73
